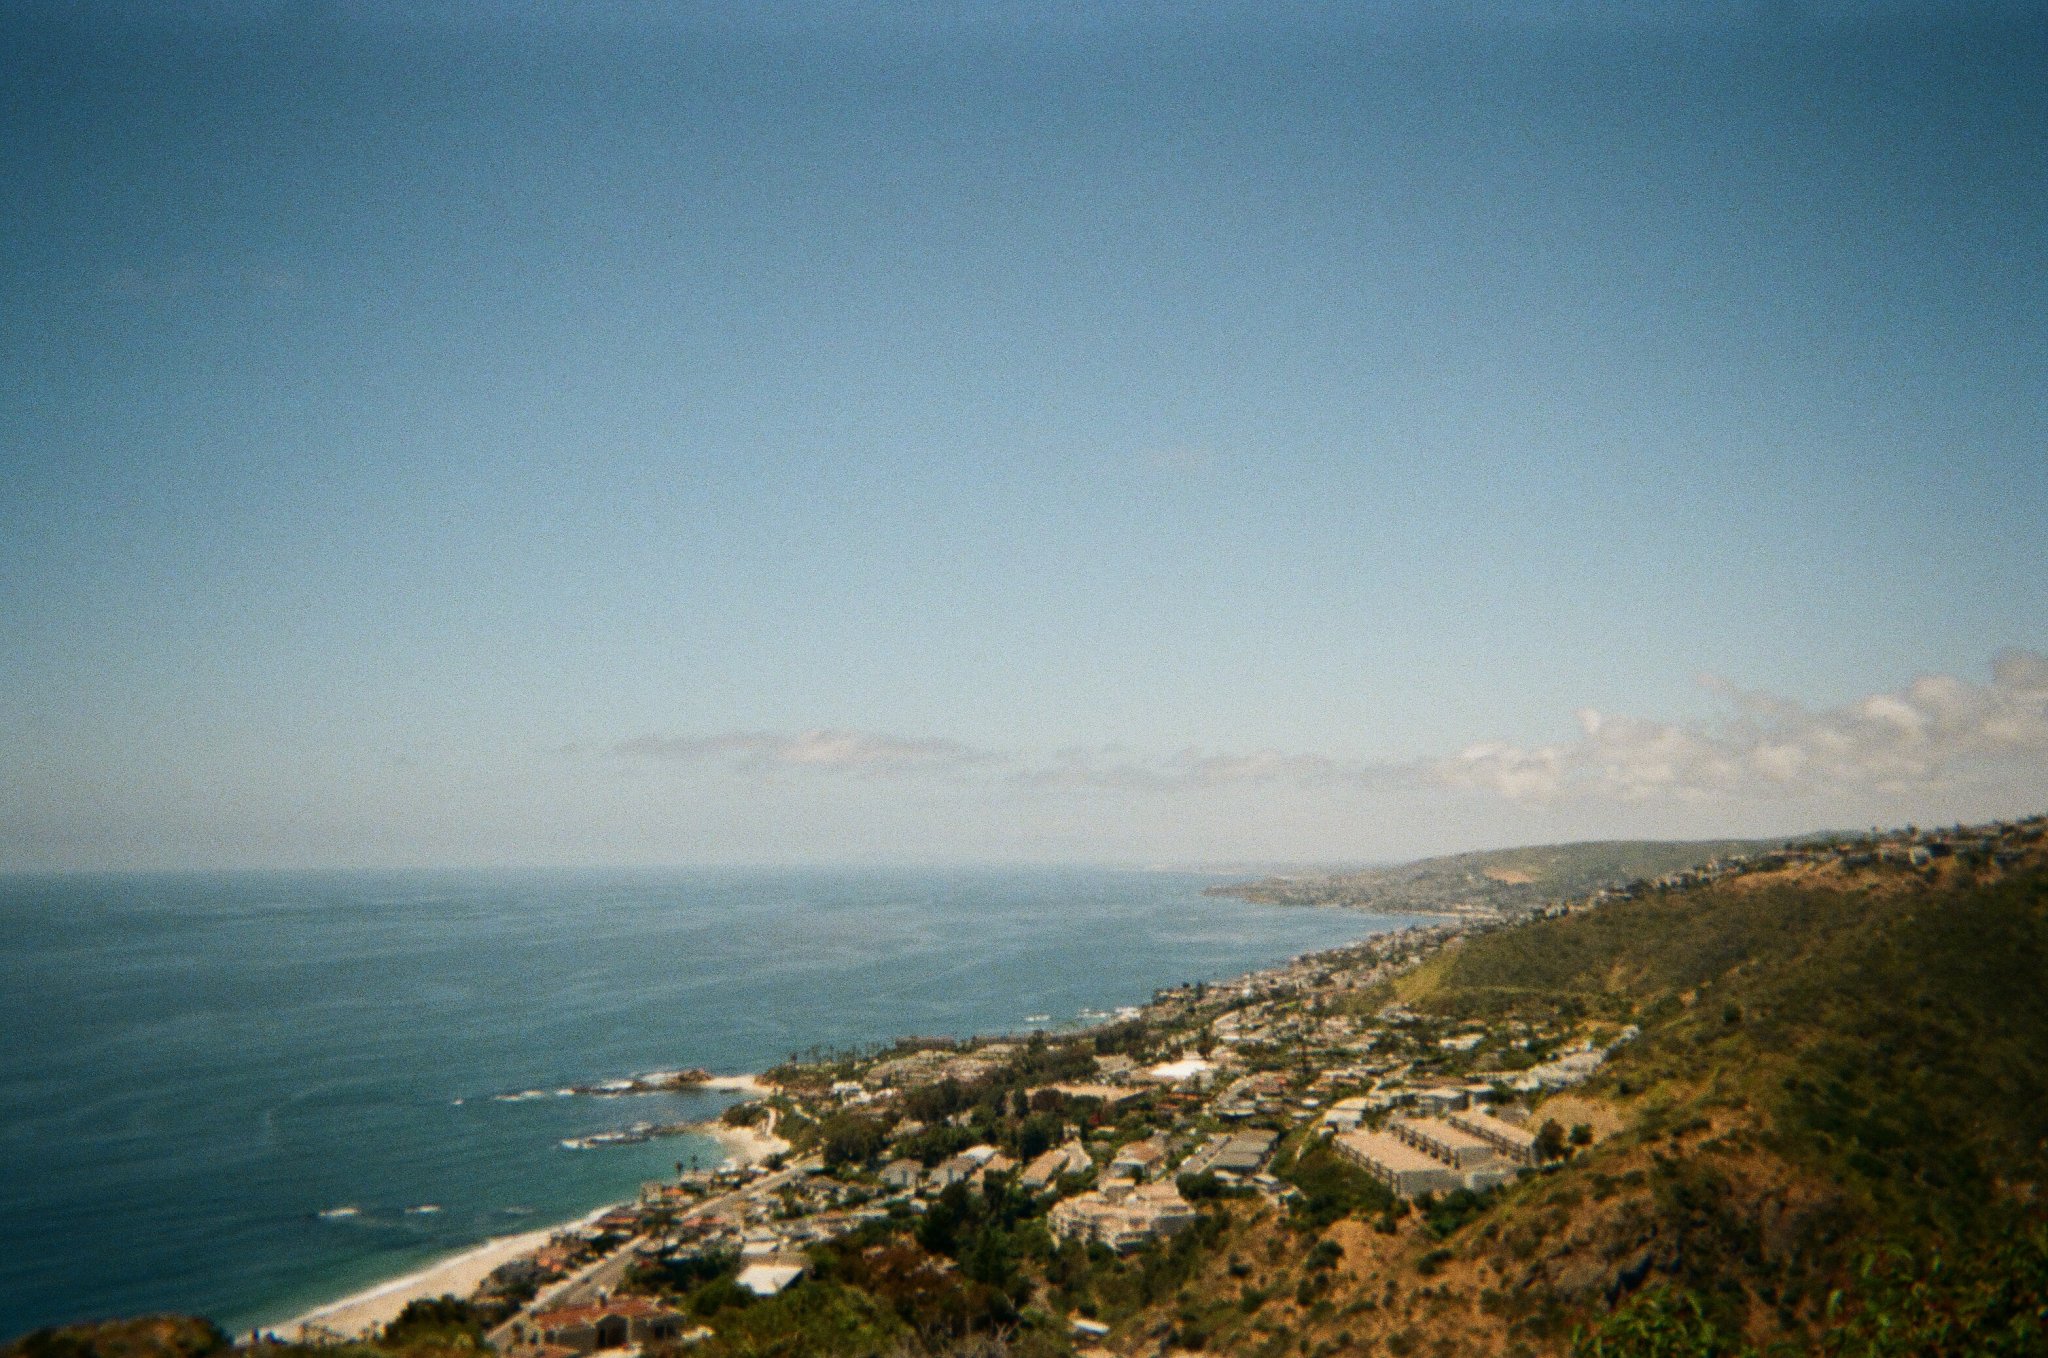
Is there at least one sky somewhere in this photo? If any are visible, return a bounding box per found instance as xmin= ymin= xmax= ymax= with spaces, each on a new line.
xmin=2 ymin=1 xmax=2045 ymax=870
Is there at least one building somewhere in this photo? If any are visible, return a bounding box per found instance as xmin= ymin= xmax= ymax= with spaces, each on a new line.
xmin=1411 ymin=1086 xmax=1470 ymax=1115
xmin=1047 ymin=1181 xmax=1198 ymax=1251
xmin=1145 ymin=1056 xmax=1217 ymax=1087
xmin=1390 ymin=1116 xmax=1500 ymax=1169
xmin=1320 ymin=1096 xmax=1371 ymax=1132
xmin=878 ymin=1158 xmax=924 ymax=1192
xmin=737 ymin=1259 xmax=807 ymax=1296
xmin=526 ymin=1297 xmax=688 ymax=1354
xmin=1182 ymin=1129 xmax=1278 ymax=1177
xmin=1108 ymin=1135 xmax=1170 ymax=1180
xmin=1332 ymin=1130 xmax=1463 ymax=1198
xmin=925 ymin=1143 xmax=1003 ymax=1190
xmin=1444 ymin=1106 xmax=1539 ymax=1165
xmin=1021 ymin=1140 xmax=1093 ymax=1190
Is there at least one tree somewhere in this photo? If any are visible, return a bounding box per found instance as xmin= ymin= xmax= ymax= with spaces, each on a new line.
xmin=1535 ymin=1118 xmax=1569 ymax=1162
xmin=1016 ymin=1111 xmax=1061 ymax=1161
xmin=819 ymin=1113 xmax=888 ymax=1169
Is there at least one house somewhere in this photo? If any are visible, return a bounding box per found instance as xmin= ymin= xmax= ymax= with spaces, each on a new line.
xmin=928 ymin=1151 xmax=981 ymax=1190
xmin=879 ymin=1158 xmax=924 ymax=1192
xmin=1022 ymin=1141 xmax=1092 ymax=1190
xmin=1321 ymin=1097 xmax=1369 ymax=1133
xmin=1182 ymin=1129 xmax=1278 ymax=1177
xmin=526 ymin=1297 xmax=688 ymax=1354
xmin=1207 ymin=1129 xmax=1277 ymax=1174
xmin=1411 ymin=1086 xmax=1469 ymax=1115
xmin=737 ymin=1259 xmax=807 ymax=1296
xmin=1108 ymin=1135 xmax=1170 ymax=1180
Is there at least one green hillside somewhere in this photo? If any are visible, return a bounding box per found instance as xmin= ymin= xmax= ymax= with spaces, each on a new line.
xmin=1358 ymin=848 xmax=2048 ymax=1354
xmin=1212 ymin=839 xmax=1780 ymax=918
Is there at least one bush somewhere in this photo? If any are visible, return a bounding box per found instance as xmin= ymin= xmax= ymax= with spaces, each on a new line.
xmin=817 ymin=1113 xmax=888 ymax=1169
xmin=382 ymin=1296 xmax=486 ymax=1347
xmin=1281 ymin=1141 xmax=1395 ymax=1228
xmin=1570 ymin=1287 xmax=1745 ymax=1358
xmin=720 ymin=1101 xmax=768 ymax=1128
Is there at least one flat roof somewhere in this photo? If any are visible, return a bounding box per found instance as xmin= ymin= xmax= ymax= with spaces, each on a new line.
xmin=1401 ymin=1117 xmax=1493 ymax=1151
xmin=1336 ymin=1130 xmax=1450 ymax=1175
xmin=1456 ymin=1109 xmax=1539 ymax=1144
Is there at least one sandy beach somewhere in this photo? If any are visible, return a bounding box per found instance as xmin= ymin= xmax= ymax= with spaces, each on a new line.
xmin=268 ymin=1078 xmax=782 ymax=1343
xmin=274 ymin=1225 xmax=563 ymax=1343
xmin=705 ymin=1120 xmax=789 ymax=1167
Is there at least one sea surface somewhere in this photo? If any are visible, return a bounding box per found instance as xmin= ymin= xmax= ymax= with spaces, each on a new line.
xmin=0 ymin=867 xmax=1408 ymax=1338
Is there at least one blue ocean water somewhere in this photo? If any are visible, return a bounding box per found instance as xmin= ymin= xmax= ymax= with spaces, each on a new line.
xmin=0 ymin=868 xmax=1402 ymax=1339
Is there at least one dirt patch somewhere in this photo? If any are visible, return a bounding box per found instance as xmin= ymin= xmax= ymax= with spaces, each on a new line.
xmin=1484 ymin=868 xmax=1536 ymax=885
xmin=1534 ymin=1093 xmax=1627 ymax=1142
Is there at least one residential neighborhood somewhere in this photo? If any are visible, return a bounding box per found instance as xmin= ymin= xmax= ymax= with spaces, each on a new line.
xmin=324 ymin=815 xmax=2047 ymax=1358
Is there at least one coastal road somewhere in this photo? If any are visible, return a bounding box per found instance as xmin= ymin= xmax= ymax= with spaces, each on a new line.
xmin=491 ymin=1156 xmax=820 ymax=1343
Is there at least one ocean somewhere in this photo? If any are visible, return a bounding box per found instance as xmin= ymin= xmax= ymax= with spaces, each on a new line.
xmin=0 ymin=867 xmax=1407 ymax=1339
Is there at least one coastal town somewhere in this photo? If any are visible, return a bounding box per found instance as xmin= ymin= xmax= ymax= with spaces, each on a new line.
xmin=268 ymin=815 xmax=2048 ymax=1358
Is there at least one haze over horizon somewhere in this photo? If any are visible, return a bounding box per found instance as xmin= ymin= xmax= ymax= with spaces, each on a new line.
xmin=4 ymin=2 xmax=2045 ymax=870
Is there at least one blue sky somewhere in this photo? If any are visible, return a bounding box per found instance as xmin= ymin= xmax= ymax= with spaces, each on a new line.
xmin=3 ymin=2 xmax=2045 ymax=868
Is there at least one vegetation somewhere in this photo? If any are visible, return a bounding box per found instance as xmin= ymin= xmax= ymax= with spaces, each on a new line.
xmin=1 ymin=1320 xmax=228 ymax=1358
xmin=23 ymin=825 xmax=2044 ymax=1358
xmin=1214 ymin=839 xmax=1778 ymax=917
xmin=1369 ymin=857 xmax=2048 ymax=1354
xmin=1274 ymin=1138 xmax=1395 ymax=1228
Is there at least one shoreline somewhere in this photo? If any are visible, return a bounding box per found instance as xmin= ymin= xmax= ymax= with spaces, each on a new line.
xmin=253 ymin=920 xmax=1406 ymax=1344
xmin=266 ymin=1086 xmax=788 ymax=1343
xmin=270 ymin=1222 xmax=572 ymax=1344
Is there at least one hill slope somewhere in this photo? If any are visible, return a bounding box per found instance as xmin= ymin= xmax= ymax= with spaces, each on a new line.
xmin=1233 ymin=833 xmax=2048 ymax=1356
xmin=1210 ymin=839 xmax=1780 ymax=918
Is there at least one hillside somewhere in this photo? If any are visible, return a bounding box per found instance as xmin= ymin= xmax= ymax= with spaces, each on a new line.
xmin=1160 ymin=827 xmax=2048 ymax=1357
xmin=1209 ymin=839 xmax=1781 ymax=919
xmin=12 ymin=820 xmax=2046 ymax=1358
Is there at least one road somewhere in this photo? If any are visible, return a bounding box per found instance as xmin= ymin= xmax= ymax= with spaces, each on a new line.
xmin=487 ymin=1155 xmax=819 ymax=1348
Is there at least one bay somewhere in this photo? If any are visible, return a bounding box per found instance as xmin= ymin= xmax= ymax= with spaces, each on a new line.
xmin=0 ymin=867 xmax=1403 ymax=1338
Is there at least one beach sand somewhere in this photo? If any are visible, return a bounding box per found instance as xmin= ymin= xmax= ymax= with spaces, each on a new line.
xmin=705 ymin=1121 xmax=788 ymax=1167
xmin=271 ymin=1078 xmax=782 ymax=1342
xmin=275 ymin=1226 xmax=562 ymax=1343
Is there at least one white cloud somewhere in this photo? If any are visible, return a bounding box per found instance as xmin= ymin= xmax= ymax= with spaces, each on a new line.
xmin=1431 ymin=649 xmax=2048 ymax=803
xmin=610 ymin=729 xmax=993 ymax=776
xmin=602 ymin=652 xmax=2048 ymax=814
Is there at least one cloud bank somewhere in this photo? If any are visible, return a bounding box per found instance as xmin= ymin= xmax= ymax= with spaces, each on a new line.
xmin=609 ymin=652 xmax=2048 ymax=813
xmin=1438 ymin=649 xmax=2048 ymax=803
